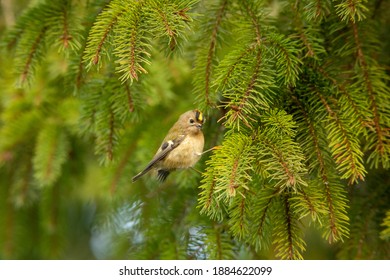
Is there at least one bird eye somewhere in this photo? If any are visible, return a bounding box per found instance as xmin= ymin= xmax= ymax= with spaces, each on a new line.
xmin=189 ymin=118 xmax=195 ymax=124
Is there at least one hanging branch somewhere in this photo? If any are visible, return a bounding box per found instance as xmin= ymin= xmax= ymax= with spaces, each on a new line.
xmin=193 ymin=0 xmax=231 ymax=109
xmin=83 ymin=0 xmax=125 ymax=67
xmin=316 ymin=89 xmax=366 ymax=184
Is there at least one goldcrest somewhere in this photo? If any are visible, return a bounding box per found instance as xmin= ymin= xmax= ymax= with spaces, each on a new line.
xmin=132 ymin=109 xmax=205 ymax=182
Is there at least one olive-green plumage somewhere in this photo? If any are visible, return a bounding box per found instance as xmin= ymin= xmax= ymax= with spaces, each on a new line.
xmin=132 ymin=109 xmax=205 ymax=182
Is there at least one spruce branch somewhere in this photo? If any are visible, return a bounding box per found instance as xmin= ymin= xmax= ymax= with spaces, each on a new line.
xmin=240 ymin=0 xmax=263 ymax=45
xmin=273 ymin=194 xmax=306 ymax=260
xmin=316 ymin=89 xmax=366 ymax=184
xmin=205 ymin=0 xmax=228 ymax=101
xmin=228 ymin=190 xmax=249 ymax=240
xmin=94 ymin=100 xmax=116 ymax=164
xmin=204 ymin=0 xmax=229 ymax=106
xmin=114 ymin=1 xmax=151 ymax=82
xmin=68 ymin=31 xmax=88 ymax=91
xmin=290 ymin=2 xmax=327 ymax=59
xmin=351 ymin=22 xmax=390 ymax=168
xmin=213 ymin=43 xmax=257 ymax=89
xmin=124 ymin=82 xmax=136 ymax=113
xmin=266 ymin=33 xmax=302 ymax=87
xmin=224 ymin=48 xmax=263 ymax=129
xmin=302 ymin=0 xmax=332 ymax=22
xmin=33 ymin=124 xmax=70 ymax=187
xmin=256 ymin=110 xmax=308 ymax=192
xmin=290 ymin=93 xmax=333 ymax=220
xmin=247 ymin=186 xmax=276 ymax=251
xmin=217 ymin=46 xmax=276 ymax=130
xmin=147 ymin=0 xmax=196 ymax=51
xmin=323 ymin=179 xmax=350 ymax=243
xmin=312 ymin=64 xmax=372 ymax=131
xmin=44 ymin=0 xmax=81 ymax=52
xmin=16 ymin=27 xmax=47 ymax=87
xmin=291 ymin=87 xmax=350 ymax=242
xmin=193 ymin=0 xmax=231 ymax=109
xmin=203 ymin=223 xmax=236 ymax=259
xmin=83 ymin=0 xmax=124 ymax=68
xmin=335 ymin=0 xmax=369 ymax=23
xmin=380 ymin=210 xmax=390 ymax=241
xmin=198 ymin=169 xmax=224 ymax=221
xmin=1 ymin=3 xmax=45 ymax=50
xmin=199 ymin=133 xmax=254 ymax=203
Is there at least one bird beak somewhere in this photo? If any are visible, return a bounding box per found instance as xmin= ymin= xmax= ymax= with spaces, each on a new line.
xmin=196 ymin=124 xmax=203 ymax=129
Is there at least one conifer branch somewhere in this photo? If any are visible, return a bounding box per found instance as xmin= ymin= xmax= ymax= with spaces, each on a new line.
xmin=380 ymin=210 xmax=390 ymax=240
xmin=335 ymin=0 xmax=368 ymax=23
xmin=60 ymin=3 xmax=71 ymax=48
xmin=291 ymin=93 xmax=325 ymax=174
xmin=313 ymin=64 xmax=371 ymax=130
xmin=203 ymin=223 xmax=235 ymax=259
xmin=291 ymin=3 xmax=316 ymax=57
xmin=84 ymin=0 xmax=124 ymax=67
xmin=95 ymin=17 xmax=117 ymax=65
xmin=115 ymin=2 xmax=151 ymax=82
xmin=302 ymin=0 xmax=331 ymax=21
xmin=351 ymin=22 xmax=385 ymax=157
xmin=255 ymin=195 xmax=272 ymax=238
xmin=124 ymin=82 xmax=135 ymax=113
xmin=257 ymin=111 xmax=308 ymax=193
xmin=199 ymin=0 xmax=229 ymax=107
xmin=267 ymin=34 xmax=302 ymax=86
xmin=33 ymin=124 xmax=70 ymax=187
xmin=199 ymin=168 xmax=224 ymax=221
xmin=2 ymin=4 xmax=41 ymax=50
xmin=316 ymin=89 xmax=366 ymax=184
xmin=229 ymin=48 xmax=262 ymax=129
xmin=241 ymin=0 xmax=262 ymax=45
xmin=205 ymin=179 xmax=217 ymax=211
xmin=291 ymin=91 xmax=350 ymax=241
xmin=44 ymin=139 xmax=56 ymax=181
xmin=213 ymin=133 xmax=253 ymax=199
xmin=216 ymin=44 xmax=256 ymax=88
xmin=248 ymin=187 xmax=277 ymax=251
xmin=294 ymin=188 xmax=318 ymax=219
xmin=157 ymin=8 xmax=177 ymax=50
xmin=228 ymin=190 xmax=249 ymax=239
xmin=74 ymin=39 xmax=87 ymax=90
xmin=19 ymin=27 xmax=47 ymax=85
xmin=273 ymin=195 xmax=305 ymax=260
xmin=266 ymin=140 xmax=299 ymax=190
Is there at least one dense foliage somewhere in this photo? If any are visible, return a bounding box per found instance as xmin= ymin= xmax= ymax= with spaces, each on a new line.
xmin=0 ymin=0 xmax=389 ymax=259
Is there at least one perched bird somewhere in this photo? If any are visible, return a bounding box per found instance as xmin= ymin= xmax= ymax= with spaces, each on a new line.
xmin=132 ymin=109 xmax=205 ymax=182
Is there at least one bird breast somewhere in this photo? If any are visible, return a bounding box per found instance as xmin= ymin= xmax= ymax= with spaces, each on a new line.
xmin=162 ymin=132 xmax=204 ymax=169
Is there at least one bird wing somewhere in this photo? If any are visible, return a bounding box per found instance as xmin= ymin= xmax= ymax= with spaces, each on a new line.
xmin=132 ymin=134 xmax=186 ymax=182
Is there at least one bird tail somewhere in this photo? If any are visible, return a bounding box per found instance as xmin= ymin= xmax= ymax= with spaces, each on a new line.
xmin=157 ymin=170 xmax=170 ymax=182
xmin=132 ymin=167 xmax=153 ymax=182
xmin=132 ymin=169 xmax=170 ymax=183
xmin=132 ymin=171 xmax=146 ymax=182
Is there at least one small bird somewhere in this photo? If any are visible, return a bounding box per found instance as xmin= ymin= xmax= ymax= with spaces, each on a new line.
xmin=132 ymin=109 xmax=205 ymax=182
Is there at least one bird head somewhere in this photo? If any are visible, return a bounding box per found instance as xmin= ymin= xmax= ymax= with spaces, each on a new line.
xmin=178 ymin=109 xmax=205 ymax=134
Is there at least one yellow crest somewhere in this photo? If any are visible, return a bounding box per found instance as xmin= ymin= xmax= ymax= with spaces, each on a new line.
xmin=195 ymin=110 xmax=204 ymax=123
